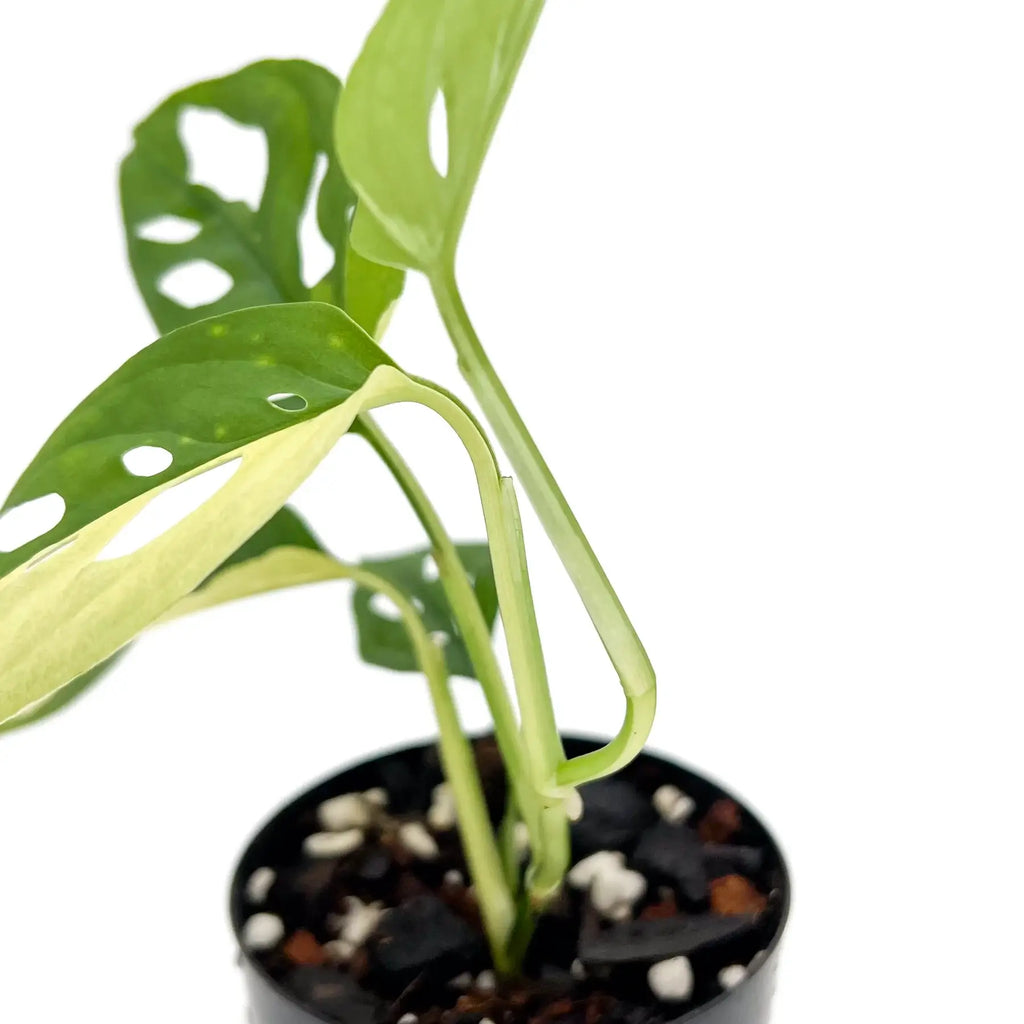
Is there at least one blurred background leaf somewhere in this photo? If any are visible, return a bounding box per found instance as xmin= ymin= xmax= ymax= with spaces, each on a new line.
xmin=353 ymin=543 xmax=498 ymax=678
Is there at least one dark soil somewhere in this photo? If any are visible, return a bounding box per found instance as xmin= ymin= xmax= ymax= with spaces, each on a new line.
xmin=232 ymin=738 xmax=787 ymax=1024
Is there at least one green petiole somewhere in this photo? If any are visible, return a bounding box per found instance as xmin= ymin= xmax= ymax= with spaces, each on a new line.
xmin=430 ymin=267 xmax=658 ymax=786
xmin=339 ymin=564 xmax=517 ymax=971
xmin=361 ymin=374 xmax=576 ymax=910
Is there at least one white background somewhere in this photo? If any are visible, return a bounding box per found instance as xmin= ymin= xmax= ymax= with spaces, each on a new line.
xmin=1 ymin=2 xmax=1021 ymax=1021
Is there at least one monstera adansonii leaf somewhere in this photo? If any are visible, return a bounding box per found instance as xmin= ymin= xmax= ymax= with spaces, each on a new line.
xmin=352 ymin=544 xmax=498 ymax=679
xmin=0 ymin=61 xmax=421 ymax=732
xmin=0 ymin=302 xmax=446 ymax=727
xmin=118 ymin=57 xmax=408 ymax=642
xmin=335 ymin=0 xmax=544 ymax=275
xmin=119 ymin=57 xmax=407 ymax=637
xmin=121 ymin=58 xmax=403 ymax=337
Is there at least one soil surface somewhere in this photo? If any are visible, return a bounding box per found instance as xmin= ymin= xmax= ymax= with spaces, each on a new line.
xmin=234 ymin=738 xmax=785 ymax=1024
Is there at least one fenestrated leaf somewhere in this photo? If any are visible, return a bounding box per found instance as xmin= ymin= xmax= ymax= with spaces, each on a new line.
xmin=0 ymin=301 xmax=426 ymax=725
xmin=335 ymin=0 xmax=545 ymax=274
xmin=0 ymin=500 xmax=500 ymax=733
xmin=121 ymin=59 xmax=403 ymax=338
xmin=0 ymin=302 xmax=391 ymax=577
xmin=353 ymin=544 xmax=498 ymax=678
xmin=119 ymin=60 xmax=404 ymax=645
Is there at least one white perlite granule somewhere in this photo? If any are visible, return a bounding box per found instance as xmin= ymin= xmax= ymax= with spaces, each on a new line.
xmin=591 ymin=866 xmax=647 ymax=921
xmin=336 ymin=896 xmax=385 ymax=946
xmin=303 ymin=829 xmax=364 ymax=859
xmin=363 ymin=787 xmax=389 ymax=808
xmin=427 ymin=783 xmax=458 ymax=831
xmin=398 ymin=822 xmax=440 ymax=860
xmin=242 ymin=913 xmax=284 ymax=952
xmin=566 ymin=850 xmax=626 ymax=889
xmin=318 ymin=793 xmax=372 ymax=831
xmin=323 ymin=939 xmax=356 ymax=963
xmin=648 ymin=956 xmax=694 ymax=1002
xmin=652 ymin=784 xmax=697 ymax=825
xmin=245 ymin=867 xmax=276 ymax=905
xmin=718 ymin=964 xmax=747 ymax=990
xmin=567 ymin=850 xmax=645 ymax=921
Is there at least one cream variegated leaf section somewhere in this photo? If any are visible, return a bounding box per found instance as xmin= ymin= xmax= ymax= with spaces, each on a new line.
xmin=162 ymin=546 xmax=351 ymax=623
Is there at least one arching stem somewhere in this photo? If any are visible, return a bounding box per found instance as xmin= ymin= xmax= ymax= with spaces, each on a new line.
xmin=429 ymin=268 xmax=657 ymax=784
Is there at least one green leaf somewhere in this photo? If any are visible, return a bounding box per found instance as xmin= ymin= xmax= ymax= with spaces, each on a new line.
xmin=121 ymin=58 xmax=403 ymax=338
xmin=353 ymin=544 xmax=498 ymax=678
xmin=335 ymin=0 xmax=545 ymax=273
xmin=120 ymin=59 xmax=387 ymax=676
xmin=120 ymin=60 xmax=404 ymax=643
xmin=0 ymin=302 xmax=423 ymax=725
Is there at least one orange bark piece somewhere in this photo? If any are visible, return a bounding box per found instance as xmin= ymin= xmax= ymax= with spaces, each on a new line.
xmin=710 ymin=874 xmax=768 ymax=916
xmin=282 ymin=929 xmax=326 ymax=966
xmin=698 ymin=798 xmax=743 ymax=843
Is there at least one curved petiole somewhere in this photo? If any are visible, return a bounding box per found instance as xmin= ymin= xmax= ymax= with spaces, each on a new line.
xmin=429 ymin=269 xmax=658 ymax=787
xmin=352 ymin=414 xmax=529 ymax=796
xmin=337 ymin=562 xmax=517 ymax=972
xmin=360 ymin=370 xmax=576 ymax=906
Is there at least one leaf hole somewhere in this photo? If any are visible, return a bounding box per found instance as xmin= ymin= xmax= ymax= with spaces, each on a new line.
xmin=122 ymin=445 xmax=174 ymax=477
xmin=268 ymin=393 xmax=308 ymax=412
xmin=368 ymin=592 xmax=401 ymax=621
xmin=95 ymin=459 xmax=241 ymax=562
xmin=299 ymin=152 xmax=334 ymax=288
xmin=422 ymin=554 xmax=440 ymax=582
xmin=158 ymin=260 xmax=233 ymax=308
xmin=429 ymin=90 xmax=449 ymax=178
xmin=135 ymin=215 xmax=202 ymax=244
xmin=0 ymin=493 xmax=66 ymax=553
xmin=178 ymin=106 xmax=268 ymax=210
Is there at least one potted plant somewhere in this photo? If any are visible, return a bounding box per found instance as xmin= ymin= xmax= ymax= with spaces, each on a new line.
xmin=0 ymin=2 xmax=789 ymax=1022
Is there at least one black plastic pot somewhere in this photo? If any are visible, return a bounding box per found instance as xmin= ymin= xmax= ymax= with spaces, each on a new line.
xmin=230 ymin=736 xmax=790 ymax=1024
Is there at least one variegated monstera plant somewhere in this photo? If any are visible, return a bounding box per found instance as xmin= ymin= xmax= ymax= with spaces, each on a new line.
xmin=0 ymin=0 xmax=655 ymax=974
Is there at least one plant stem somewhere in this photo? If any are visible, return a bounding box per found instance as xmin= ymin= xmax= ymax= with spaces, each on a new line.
xmin=353 ymin=415 xmax=546 ymax=863
xmin=498 ymin=793 xmax=522 ymax=891
xmin=497 ymin=478 xmax=569 ymax=904
xmin=429 ymin=268 xmax=657 ymax=784
xmin=353 ymin=414 xmax=527 ymax=777
xmin=365 ymin=375 xmax=574 ymax=902
xmin=342 ymin=564 xmax=516 ymax=970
